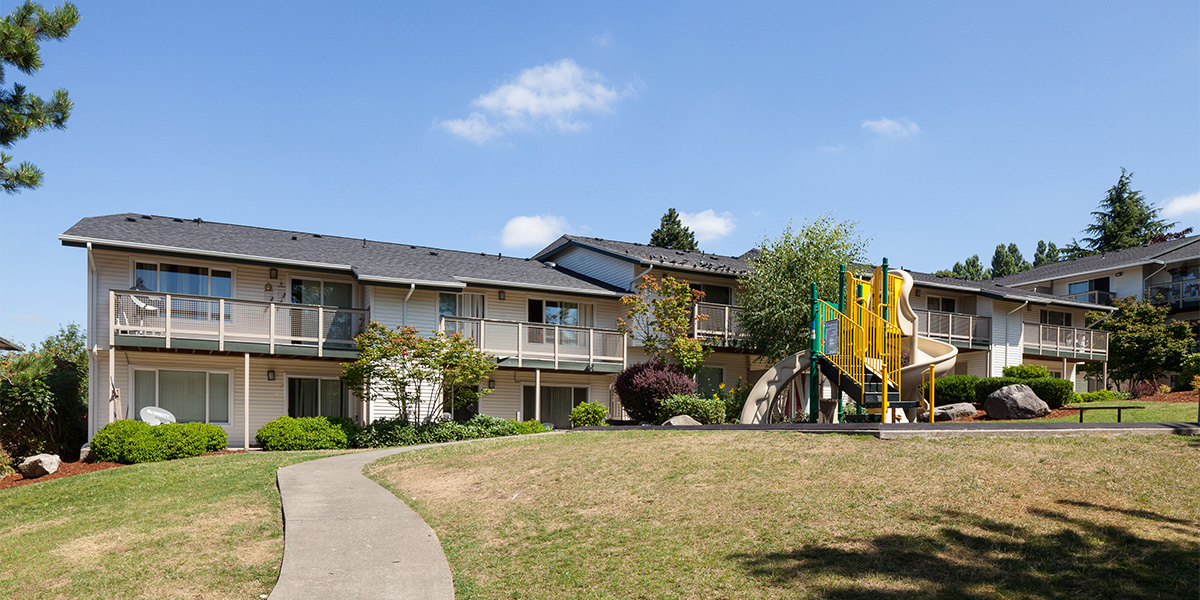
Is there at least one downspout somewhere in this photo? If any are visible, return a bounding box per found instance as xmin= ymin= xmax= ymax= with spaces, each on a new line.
xmin=402 ymin=283 xmax=415 ymax=327
xmin=1141 ymin=261 xmax=1168 ymax=300
xmin=87 ymin=243 xmax=97 ymax=440
xmin=1003 ymin=301 xmax=1030 ymax=374
xmin=627 ymin=264 xmax=654 ymax=291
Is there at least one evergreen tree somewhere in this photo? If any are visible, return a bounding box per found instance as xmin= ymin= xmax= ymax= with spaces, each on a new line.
xmin=990 ymin=244 xmax=1019 ymax=278
xmin=649 ymin=208 xmax=700 ymax=252
xmin=948 ymin=255 xmax=988 ymax=280
xmin=1033 ymin=240 xmax=1060 ymax=267
xmin=1075 ymin=168 xmax=1177 ymax=255
xmin=1007 ymin=243 xmax=1032 ymax=272
xmin=1 ymin=1 xmax=79 ymax=193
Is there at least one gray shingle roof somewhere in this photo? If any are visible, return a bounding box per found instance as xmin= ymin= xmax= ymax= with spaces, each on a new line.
xmin=533 ymin=235 xmax=751 ymax=277
xmin=908 ymin=270 xmax=1114 ymax=310
xmin=60 ymin=214 xmax=626 ymax=295
xmin=992 ymin=236 xmax=1200 ymax=286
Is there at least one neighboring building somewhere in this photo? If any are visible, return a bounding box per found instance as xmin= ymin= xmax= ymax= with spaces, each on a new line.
xmin=0 ymin=336 xmax=23 ymax=352
xmin=993 ymin=236 xmax=1200 ymax=324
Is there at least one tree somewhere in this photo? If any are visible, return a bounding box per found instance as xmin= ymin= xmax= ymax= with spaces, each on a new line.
xmin=736 ymin=215 xmax=870 ymax=361
xmin=341 ymin=322 xmax=496 ymax=425
xmin=1070 ymin=168 xmax=1177 ymax=256
xmin=1088 ymin=297 xmax=1192 ymax=390
xmin=617 ymin=274 xmax=712 ymax=376
xmin=944 ymin=255 xmax=988 ymax=280
xmin=0 ymin=323 xmax=87 ymax=460
xmin=1 ymin=1 xmax=80 ymax=193
xmin=649 ymin=208 xmax=700 ymax=252
xmin=1033 ymin=240 xmax=1060 ymax=267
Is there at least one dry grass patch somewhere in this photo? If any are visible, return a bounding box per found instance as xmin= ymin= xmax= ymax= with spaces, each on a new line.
xmin=368 ymin=431 xmax=1200 ymax=600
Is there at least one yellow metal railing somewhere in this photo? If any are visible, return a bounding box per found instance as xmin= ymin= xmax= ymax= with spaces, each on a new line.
xmin=821 ymin=269 xmax=904 ymax=421
xmin=923 ymin=364 xmax=936 ymax=423
xmin=815 ymin=300 xmax=865 ymax=388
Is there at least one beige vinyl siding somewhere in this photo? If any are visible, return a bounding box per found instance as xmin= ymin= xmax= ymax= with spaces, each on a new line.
xmin=989 ymin=300 xmax=1026 ymax=376
xmin=92 ymin=349 xmax=351 ymax=447
xmin=951 ymin=351 xmax=990 ymax=377
xmin=479 ymin=371 xmax=616 ymax=422
xmin=552 ymin=246 xmax=636 ymax=290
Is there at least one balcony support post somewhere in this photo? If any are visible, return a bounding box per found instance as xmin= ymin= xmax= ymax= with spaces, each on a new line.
xmin=534 ymin=369 xmax=541 ymax=422
xmin=218 ymin=299 xmax=226 ymax=351
xmin=588 ymin=329 xmax=594 ymax=367
xmin=243 ymin=353 xmax=250 ymax=451
xmin=318 ymin=306 xmax=324 ymax=358
xmin=165 ymin=295 xmax=172 ymax=349
xmin=269 ymin=303 xmax=276 ymax=354
xmin=553 ymin=325 xmax=560 ymax=369
xmin=108 ymin=289 xmax=115 ymax=349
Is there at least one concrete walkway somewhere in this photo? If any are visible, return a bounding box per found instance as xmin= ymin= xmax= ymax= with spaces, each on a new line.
xmin=268 ymin=446 xmax=454 ymax=600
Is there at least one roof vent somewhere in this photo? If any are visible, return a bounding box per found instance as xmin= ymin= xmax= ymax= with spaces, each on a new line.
xmin=141 ymin=215 xmax=152 ymax=220
xmin=193 ymin=218 xmax=202 ymax=224
xmin=313 ymin=234 xmax=322 ymax=238
xmin=429 ymin=251 xmax=438 ymax=256
xmin=173 ymin=218 xmax=184 ymax=223
xmin=544 ymin=261 xmax=557 ymax=268
xmin=291 ymin=235 xmax=298 ymax=241
xmin=125 ymin=216 xmax=137 ymax=222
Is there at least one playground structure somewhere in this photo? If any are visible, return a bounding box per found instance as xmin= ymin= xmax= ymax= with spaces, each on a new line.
xmin=740 ymin=260 xmax=958 ymax=424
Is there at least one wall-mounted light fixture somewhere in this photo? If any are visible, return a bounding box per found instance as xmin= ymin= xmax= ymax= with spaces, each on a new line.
xmin=267 ymin=370 xmax=276 ymax=381
xmin=487 ymin=379 xmax=496 ymax=390
xmin=1115 ymin=271 xmax=1123 ymax=277
xmin=498 ymin=290 xmax=506 ymax=301
xmin=269 ymin=268 xmax=278 ymax=279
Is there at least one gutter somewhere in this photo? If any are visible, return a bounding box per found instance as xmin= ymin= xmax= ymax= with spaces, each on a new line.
xmin=59 ymin=234 xmax=354 ymax=272
xmin=627 ymin=264 xmax=654 ymax=292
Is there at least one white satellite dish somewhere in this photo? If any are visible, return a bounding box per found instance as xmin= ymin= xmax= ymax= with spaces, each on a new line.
xmin=140 ymin=406 xmax=177 ymax=426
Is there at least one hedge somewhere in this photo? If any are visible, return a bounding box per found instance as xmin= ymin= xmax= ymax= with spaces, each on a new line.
xmin=353 ymin=415 xmax=545 ymax=449
xmin=657 ymin=394 xmax=725 ymax=425
xmin=1002 ymin=364 xmax=1052 ymax=379
xmin=923 ymin=375 xmax=979 ymax=405
xmin=255 ymin=416 xmax=351 ymax=451
xmin=91 ymin=420 xmax=227 ymax=464
xmin=570 ymin=402 xmax=608 ymax=427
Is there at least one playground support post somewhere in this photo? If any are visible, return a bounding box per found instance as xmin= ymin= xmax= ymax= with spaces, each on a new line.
xmin=838 ymin=264 xmax=846 ymax=313
xmin=809 ymin=282 xmax=820 ymax=423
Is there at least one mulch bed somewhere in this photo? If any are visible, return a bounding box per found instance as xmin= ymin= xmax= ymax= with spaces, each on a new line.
xmin=0 ymin=449 xmax=248 ymax=491
xmin=946 ymin=390 xmax=1199 ymax=422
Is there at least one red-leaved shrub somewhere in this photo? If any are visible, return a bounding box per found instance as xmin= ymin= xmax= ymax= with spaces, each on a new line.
xmin=613 ymin=362 xmax=696 ymax=422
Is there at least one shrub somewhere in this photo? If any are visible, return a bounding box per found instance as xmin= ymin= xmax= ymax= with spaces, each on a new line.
xmin=91 ymin=419 xmax=152 ymax=463
xmin=1178 ymin=353 xmax=1200 ymax=391
xmin=1129 ymin=381 xmax=1158 ymax=399
xmin=255 ymin=416 xmax=349 ymax=451
xmin=514 ymin=419 xmax=549 ymax=435
xmin=179 ymin=422 xmax=227 ymax=452
xmin=974 ymin=377 xmax=1025 ymax=402
xmin=570 ymin=402 xmax=608 ymax=427
xmin=356 ymin=416 xmax=417 ymax=448
xmin=1074 ymin=390 xmax=1123 ymax=403
xmin=1023 ymin=377 xmax=1074 ymax=409
xmin=0 ymin=442 xmax=13 ymax=476
xmin=613 ymin=361 xmax=696 ymax=423
xmin=657 ymin=394 xmax=724 ymax=425
xmin=715 ymin=378 xmax=753 ymax=424
xmin=1002 ymin=364 xmax=1052 ymax=379
xmin=464 ymin=414 xmax=520 ymax=438
xmin=923 ymin=375 xmax=979 ymax=405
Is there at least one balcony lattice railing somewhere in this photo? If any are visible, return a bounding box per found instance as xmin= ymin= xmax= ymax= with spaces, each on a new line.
xmin=691 ymin=302 xmax=748 ymax=342
xmin=914 ymin=309 xmax=991 ymax=345
xmin=1145 ymin=281 xmax=1200 ymax=310
xmin=439 ymin=316 xmax=626 ymax=369
xmin=111 ymin=290 xmax=367 ymax=356
xmin=1022 ymin=323 xmax=1108 ymax=357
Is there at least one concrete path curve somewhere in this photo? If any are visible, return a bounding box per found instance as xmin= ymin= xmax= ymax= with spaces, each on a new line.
xmin=268 ymin=446 xmax=454 ymax=600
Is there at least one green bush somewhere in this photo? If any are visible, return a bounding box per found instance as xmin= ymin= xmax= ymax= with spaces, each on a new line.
xmin=1177 ymin=353 xmax=1200 ymax=391
xmin=1023 ymin=377 xmax=1075 ymax=409
xmin=974 ymin=377 xmax=1025 ymax=402
xmin=570 ymin=402 xmax=608 ymax=427
xmin=657 ymin=394 xmax=724 ymax=425
xmin=0 ymin=442 xmax=14 ymax=476
xmin=91 ymin=420 xmax=223 ymax=464
xmin=923 ymin=375 xmax=979 ymax=405
xmin=514 ymin=419 xmax=549 ymax=435
xmin=178 ymin=422 xmax=227 ymax=452
xmin=464 ymin=414 xmax=521 ymax=438
xmin=1073 ymin=389 xmax=1125 ymax=404
xmin=356 ymin=415 xmax=541 ymax=448
xmin=1002 ymin=364 xmax=1052 ymax=379
xmin=255 ymin=416 xmax=350 ymax=451
xmin=715 ymin=378 xmax=753 ymax=424
xmin=91 ymin=419 xmax=152 ymax=462
xmin=356 ymin=417 xmax=417 ymax=448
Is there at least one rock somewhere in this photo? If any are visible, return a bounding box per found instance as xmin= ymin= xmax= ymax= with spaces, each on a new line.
xmin=984 ymin=384 xmax=1050 ymax=420
xmin=79 ymin=444 xmax=91 ymax=462
xmin=919 ymin=402 xmax=978 ymax=422
xmin=17 ymin=454 xmax=61 ymax=478
xmin=662 ymin=415 xmax=702 ymax=426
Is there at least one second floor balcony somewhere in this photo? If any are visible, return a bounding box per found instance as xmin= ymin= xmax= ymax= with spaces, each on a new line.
xmin=1022 ymin=323 xmax=1108 ymax=358
xmin=914 ymin=309 xmax=991 ymax=346
xmin=111 ymin=290 xmax=366 ymax=358
xmin=691 ymin=302 xmax=749 ymax=346
xmin=439 ymin=316 xmax=626 ymax=372
xmin=1145 ymin=280 xmax=1200 ymax=311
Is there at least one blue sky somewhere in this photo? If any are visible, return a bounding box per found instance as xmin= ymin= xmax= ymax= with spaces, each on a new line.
xmin=2 ymin=0 xmax=1197 ymax=345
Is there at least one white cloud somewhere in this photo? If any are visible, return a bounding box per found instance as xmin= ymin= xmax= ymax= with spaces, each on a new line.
xmin=862 ymin=117 xmax=920 ymax=137
xmin=592 ymin=31 xmax=614 ymax=47
xmin=438 ymin=59 xmax=628 ymax=143
xmin=501 ymin=215 xmax=569 ymax=249
xmin=1162 ymin=191 xmax=1200 ymax=219
xmin=679 ymin=210 xmax=736 ymax=242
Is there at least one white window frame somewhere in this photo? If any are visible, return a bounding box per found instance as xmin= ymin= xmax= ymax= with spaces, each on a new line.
xmin=926 ymin=294 xmax=957 ymax=313
xmin=1040 ymin=309 xmax=1073 ymax=327
xmin=438 ymin=292 xmax=487 ymax=320
xmin=525 ymin=296 xmax=596 ymax=328
xmin=689 ymin=282 xmax=735 ymax=306
xmin=287 ymin=276 xmax=357 ymax=308
xmin=129 ymin=256 xmax=237 ymax=298
xmin=128 ymin=365 xmax=234 ymax=425
xmin=285 ymin=374 xmax=352 ymax=419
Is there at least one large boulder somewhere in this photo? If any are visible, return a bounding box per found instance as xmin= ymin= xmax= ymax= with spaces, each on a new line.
xmin=919 ymin=402 xmax=978 ymax=422
xmin=17 ymin=454 xmax=61 ymax=478
xmin=984 ymin=385 xmax=1050 ymax=420
xmin=662 ymin=415 xmax=702 ymax=427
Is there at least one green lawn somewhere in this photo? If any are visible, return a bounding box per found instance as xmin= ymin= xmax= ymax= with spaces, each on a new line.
xmin=367 ymin=431 xmax=1200 ymax=600
xmin=0 ymin=450 xmax=345 ymax=600
xmin=1039 ymin=400 xmax=1198 ymax=423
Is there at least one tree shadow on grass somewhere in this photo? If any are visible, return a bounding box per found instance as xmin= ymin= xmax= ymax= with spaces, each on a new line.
xmin=730 ymin=500 xmax=1198 ymax=600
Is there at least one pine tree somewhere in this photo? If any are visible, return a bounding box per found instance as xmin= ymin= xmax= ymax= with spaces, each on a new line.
xmin=1033 ymin=240 xmax=1060 ymax=267
xmin=1075 ymin=168 xmax=1176 ymax=255
xmin=649 ymin=208 xmax=700 ymax=252
xmin=990 ymin=244 xmax=1019 ymax=278
xmin=1008 ymin=243 xmax=1032 ymax=272
xmin=1 ymin=1 xmax=79 ymax=194
xmin=949 ymin=255 xmax=988 ymax=280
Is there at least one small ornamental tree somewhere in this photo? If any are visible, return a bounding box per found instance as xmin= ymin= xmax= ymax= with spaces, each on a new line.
xmin=341 ymin=322 xmax=496 ymax=424
xmin=1083 ymin=297 xmax=1192 ymax=390
xmin=618 ymin=274 xmax=712 ymax=376
xmin=0 ymin=323 xmax=87 ymax=460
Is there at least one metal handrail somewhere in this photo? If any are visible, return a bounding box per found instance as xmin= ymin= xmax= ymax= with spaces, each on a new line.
xmin=1021 ymin=322 xmax=1109 ymax=356
xmin=1145 ymin=281 xmax=1200 ymax=308
xmin=913 ymin=309 xmax=991 ymax=344
xmin=691 ymin=302 xmax=748 ymax=339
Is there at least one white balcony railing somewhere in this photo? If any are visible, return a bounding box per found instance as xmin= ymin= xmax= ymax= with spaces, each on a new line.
xmin=1145 ymin=281 xmax=1200 ymax=310
xmin=691 ymin=302 xmax=748 ymax=342
xmin=1022 ymin=323 xmax=1109 ymax=357
xmin=111 ymin=290 xmax=367 ymax=357
xmin=439 ymin=316 xmax=626 ymax=369
xmin=914 ymin=309 xmax=991 ymax=345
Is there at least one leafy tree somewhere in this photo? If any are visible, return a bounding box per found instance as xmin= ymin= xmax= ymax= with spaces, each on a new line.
xmin=1068 ymin=169 xmax=1178 ymax=257
xmin=341 ymin=322 xmax=496 ymax=425
xmin=649 ymin=208 xmax=700 ymax=252
xmin=987 ymin=244 xmax=1031 ymax=278
xmin=0 ymin=323 xmax=87 ymax=460
xmin=1086 ymin=298 xmax=1192 ymax=390
xmin=1033 ymin=240 xmax=1060 ymax=267
xmin=1 ymin=1 xmax=80 ymax=193
xmin=944 ymin=255 xmax=988 ymax=280
xmin=618 ymin=274 xmax=712 ymax=375
xmin=736 ymin=215 xmax=870 ymax=361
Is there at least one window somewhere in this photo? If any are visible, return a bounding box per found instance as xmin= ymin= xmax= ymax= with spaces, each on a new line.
xmin=291 ymin=279 xmax=355 ymax=343
xmin=133 ymin=369 xmax=230 ymax=424
xmin=439 ymin=293 xmax=485 ymax=318
xmin=288 ymin=377 xmax=349 ymax=418
xmin=1068 ymin=277 xmax=1110 ymax=296
xmin=926 ymin=296 xmax=957 ymax=313
xmin=1040 ymin=310 xmax=1073 ymax=327
xmin=134 ymin=262 xmax=232 ymax=297
xmin=697 ymin=367 xmax=724 ymax=397
xmin=292 ymin=279 xmax=353 ymax=308
xmin=527 ymin=299 xmax=593 ymax=326
xmin=690 ymin=283 xmax=733 ymax=305
xmin=522 ymin=385 xmax=588 ymax=428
